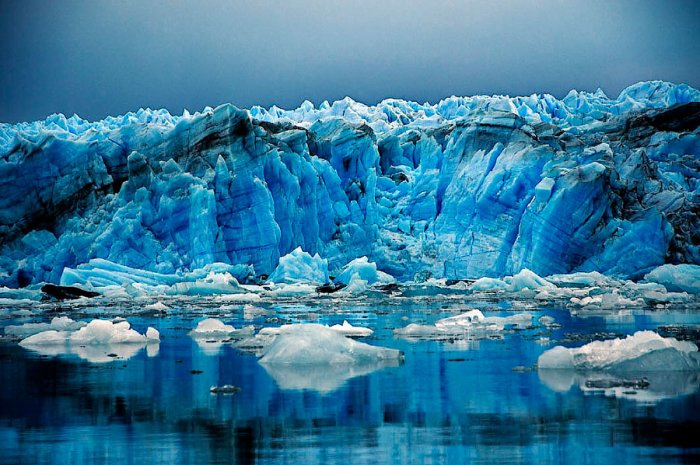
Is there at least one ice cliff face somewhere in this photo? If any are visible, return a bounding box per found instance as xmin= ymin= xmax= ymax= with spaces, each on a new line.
xmin=0 ymin=80 xmax=698 ymax=286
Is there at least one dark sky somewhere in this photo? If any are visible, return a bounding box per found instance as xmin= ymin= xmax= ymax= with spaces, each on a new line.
xmin=1 ymin=0 xmax=698 ymax=123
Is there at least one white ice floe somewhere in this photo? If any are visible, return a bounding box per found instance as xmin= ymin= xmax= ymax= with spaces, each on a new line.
xmin=144 ymin=301 xmax=170 ymax=312
xmin=537 ymin=331 xmax=700 ymax=371
xmin=18 ymin=318 xmax=159 ymax=363
xmin=394 ymin=309 xmax=533 ymax=339
xmin=329 ymin=320 xmax=373 ymax=337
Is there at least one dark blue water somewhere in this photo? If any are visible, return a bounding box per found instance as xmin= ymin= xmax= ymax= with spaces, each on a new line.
xmin=1 ymin=297 xmax=699 ymax=464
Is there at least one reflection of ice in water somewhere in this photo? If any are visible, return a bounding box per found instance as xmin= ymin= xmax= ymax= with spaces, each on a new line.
xmin=20 ymin=339 xmax=159 ymax=363
xmin=538 ymin=369 xmax=700 ymax=403
xmin=194 ymin=338 xmax=226 ymax=356
xmin=262 ymin=359 xmax=402 ymax=394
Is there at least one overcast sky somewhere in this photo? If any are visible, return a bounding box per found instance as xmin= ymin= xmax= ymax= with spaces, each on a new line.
xmin=1 ymin=0 xmax=698 ymax=122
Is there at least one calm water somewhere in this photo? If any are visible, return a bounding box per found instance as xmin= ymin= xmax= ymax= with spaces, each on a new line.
xmin=1 ymin=296 xmax=699 ymax=465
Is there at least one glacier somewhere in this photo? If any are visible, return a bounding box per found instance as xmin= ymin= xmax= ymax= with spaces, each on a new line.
xmin=1 ymin=80 xmax=699 ymax=287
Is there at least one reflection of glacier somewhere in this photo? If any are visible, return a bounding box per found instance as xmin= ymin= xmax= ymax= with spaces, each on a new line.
xmin=261 ymin=359 xmax=402 ymax=394
xmin=538 ymin=369 xmax=700 ymax=403
xmin=1 ymin=81 xmax=699 ymax=286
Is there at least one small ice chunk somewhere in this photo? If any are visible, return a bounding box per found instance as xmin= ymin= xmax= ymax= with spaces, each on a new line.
xmin=329 ymin=320 xmax=373 ymax=337
xmin=145 ymin=327 xmax=160 ymax=341
xmin=189 ymin=318 xmax=254 ymax=339
xmin=534 ymin=177 xmax=555 ymax=202
xmin=144 ymin=301 xmax=169 ymax=312
xmin=189 ymin=318 xmax=235 ymax=337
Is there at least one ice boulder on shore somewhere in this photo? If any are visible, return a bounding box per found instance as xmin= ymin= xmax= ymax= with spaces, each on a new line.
xmin=538 ymin=331 xmax=700 ymax=371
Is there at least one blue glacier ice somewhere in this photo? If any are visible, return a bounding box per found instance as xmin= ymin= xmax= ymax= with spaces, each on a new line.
xmin=0 ymin=80 xmax=699 ymax=288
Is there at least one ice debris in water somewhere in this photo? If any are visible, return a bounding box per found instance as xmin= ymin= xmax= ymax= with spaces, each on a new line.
xmin=144 ymin=301 xmax=170 ymax=312
xmin=268 ymin=247 xmax=329 ymax=284
xmin=259 ymin=324 xmax=401 ymax=365
xmin=5 ymin=316 xmax=87 ymax=339
xmin=538 ymin=331 xmax=700 ymax=371
xmin=17 ymin=318 xmax=159 ymax=363
xmin=644 ymin=264 xmax=700 ymax=294
xmin=538 ymin=369 xmax=700 ymax=403
xmin=394 ymin=309 xmax=533 ymax=339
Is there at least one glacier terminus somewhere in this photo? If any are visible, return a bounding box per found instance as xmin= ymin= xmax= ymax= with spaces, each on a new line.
xmin=0 ymin=80 xmax=698 ymax=290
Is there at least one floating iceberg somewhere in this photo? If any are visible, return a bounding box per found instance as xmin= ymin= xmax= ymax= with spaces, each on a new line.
xmin=18 ymin=318 xmax=159 ymax=363
xmin=189 ymin=318 xmax=254 ymax=339
xmin=0 ymin=81 xmax=698 ymax=286
xmin=394 ymin=309 xmax=533 ymax=339
xmin=259 ymin=324 xmax=401 ymax=365
xmin=537 ymin=331 xmax=700 ymax=371
xmin=254 ymin=324 xmax=400 ymax=393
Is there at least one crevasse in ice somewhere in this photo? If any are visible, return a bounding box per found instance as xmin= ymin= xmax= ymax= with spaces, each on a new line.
xmin=1 ymin=81 xmax=698 ymax=286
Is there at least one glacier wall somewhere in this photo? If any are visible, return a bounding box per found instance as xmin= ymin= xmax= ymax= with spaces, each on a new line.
xmin=0 ymin=80 xmax=698 ymax=286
